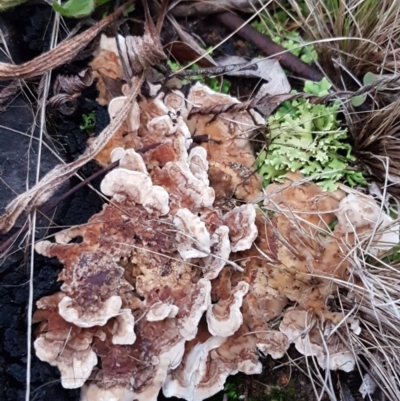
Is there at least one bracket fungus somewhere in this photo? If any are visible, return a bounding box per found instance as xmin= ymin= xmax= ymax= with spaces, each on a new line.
xmin=33 ymin=73 xmax=397 ymax=400
xmin=33 ymin=83 xmax=262 ymax=400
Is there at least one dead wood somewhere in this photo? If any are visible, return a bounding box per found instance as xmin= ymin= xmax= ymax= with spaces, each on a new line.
xmin=0 ymin=160 xmax=120 ymax=255
xmin=216 ymin=11 xmax=324 ymax=82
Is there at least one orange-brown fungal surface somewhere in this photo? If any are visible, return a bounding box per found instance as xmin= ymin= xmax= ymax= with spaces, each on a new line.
xmin=89 ymin=35 xmax=126 ymax=105
xmin=34 ymin=86 xmax=261 ymax=400
xmin=34 ymin=80 xmax=384 ymax=401
xmin=186 ymin=83 xmax=263 ymax=203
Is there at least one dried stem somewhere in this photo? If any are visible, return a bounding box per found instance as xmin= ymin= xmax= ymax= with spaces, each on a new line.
xmin=0 ymin=160 xmax=119 ymax=255
xmin=0 ymin=0 xmax=135 ymax=81
xmin=0 ymin=74 xmax=144 ymax=234
xmin=216 ymin=11 xmax=324 ymax=81
xmin=189 ymin=73 xmax=400 ymax=117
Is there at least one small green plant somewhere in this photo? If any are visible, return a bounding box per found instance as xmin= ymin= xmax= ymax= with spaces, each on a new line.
xmin=207 ymin=76 xmax=231 ymax=94
xmin=52 ymin=0 xmax=115 ymax=18
xmin=224 ymin=381 xmax=241 ymax=401
xmin=256 ymin=78 xmax=366 ymax=191
xmin=381 ymin=244 xmax=400 ymax=264
xmin=167 ymin=60 xmax=181 ymax=72
xmin=266 ymin=384 xmax=297 ymax=401
xmin=351 ymin=71 xmax=384 ymax=107
xmin=252 ymin=18 xmax=317 ymax=65
xmin=80 ymin=111 xmax=96 ymax=131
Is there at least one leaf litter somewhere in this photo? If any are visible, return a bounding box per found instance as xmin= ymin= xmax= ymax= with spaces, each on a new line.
xmin=1 ymin=1 xmax=400 ymax=401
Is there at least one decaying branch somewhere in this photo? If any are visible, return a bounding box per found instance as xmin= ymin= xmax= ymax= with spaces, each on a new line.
xmin=0 ymin=0 xmax=135 ymax=81
xmin=216 ymin=11 xmax=324 ymax=81
xmin=0 ymin=160 xmax=120 ymax=255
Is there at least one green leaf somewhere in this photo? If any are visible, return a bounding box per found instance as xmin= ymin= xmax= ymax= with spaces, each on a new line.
xmin=304 ymin=77 xmax=331 ymax=96
xmin=352 ymin=72 xmax=383 ymax=107
xmin=95 ymin=0 xmax=114 ymax=5
xmin=319 ymin=179 xmax=339 ymax=192
xmin=351 ymin=94 xmax=367 ymax=107
xmin=52 ymin=0 xmax=94 ymax=17
xmin=0 ymin=0 xmax=28 ymax=11
xmin=167 ymin=60 xmax=181 ymax=72
xmin=363 ymin=71 xmax=387 ymax=91
xmin=345 ymin=171 xmax=367 ymax=186
xmin=80 ymin=111 xmax=96 ymax=131
xmin=363 ymin=72 xmax=378 ymax=85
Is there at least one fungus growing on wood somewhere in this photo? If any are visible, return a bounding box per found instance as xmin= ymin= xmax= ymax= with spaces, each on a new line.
xmin=336 ymin=192 xmax=399 ymax=256
xmin=33 ymin=77 xmax=393 ymax=401
xmin=280 ymin=309 xmax=357 ymax=372
xmin=34 ymin=84 xmax=262 ymax=400
xmin=186 ymin=83 xmax=263 ymax=202
xmin=206 ymin=281 xmax=249 ymax=337
xmin=89 ymin=35 xmax=127 ymax=105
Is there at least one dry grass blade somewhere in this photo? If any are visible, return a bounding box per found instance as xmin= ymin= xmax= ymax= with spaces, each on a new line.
xmin=348 ymin=98 xmax=400 ymax=198
xmin=286 ymin=0 xmax=400 ymax=82
xmin=0 ymin=79 xmax=20 ymax=111
xmin=0 ymin=74 xmax=144 ymax=235
xmin=0 ymin=0 xmax=135 ymax=81
xmin=337 ymin=257 xmax=400 ymax=400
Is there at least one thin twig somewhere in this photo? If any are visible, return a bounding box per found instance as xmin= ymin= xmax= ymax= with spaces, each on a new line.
xmin=188 ymin=73 xmax=400 ymax=117
xmin=216 ymin=11 xmax=324 ymax=81
xmin=25 ymin=7 xmax=62 ymax=400
xmin=0 ymin=0 xmax=135 ymax=81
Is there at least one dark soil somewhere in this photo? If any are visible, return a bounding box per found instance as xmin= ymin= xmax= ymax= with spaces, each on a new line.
xmin=0 ymin=6 xmax=105 ymax=399
xmin=0 ymin=94 xmax=105 ymax=401
xmin=0 ymin=79 xmax=106 ymax=401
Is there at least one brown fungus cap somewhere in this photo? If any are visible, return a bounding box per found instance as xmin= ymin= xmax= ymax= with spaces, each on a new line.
xmin=33 ymin=77 xmax=374 ymax=401
xmin=186 ymin=83 xmax=263 ymax=203
xmin=206 ymin=281 xmax=249 ymax=337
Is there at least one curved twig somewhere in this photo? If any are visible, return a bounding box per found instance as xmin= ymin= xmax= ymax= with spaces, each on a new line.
xmin=0 ymin=0 xmax=135 ymax=81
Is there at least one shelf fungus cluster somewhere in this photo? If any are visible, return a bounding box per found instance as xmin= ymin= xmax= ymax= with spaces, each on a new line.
xmin=33 ymin=80 xmax=398 ymax=401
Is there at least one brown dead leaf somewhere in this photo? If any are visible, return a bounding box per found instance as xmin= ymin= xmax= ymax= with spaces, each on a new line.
xmin=165 ymin=42 xmax=215 ymax=68
xmin=53 ymin=68 xmax=93 ymax=96
xmin=167 ymin=15 xmax=217 ymax=67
